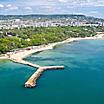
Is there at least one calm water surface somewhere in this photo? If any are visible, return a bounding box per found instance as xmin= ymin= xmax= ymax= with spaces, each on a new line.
xmin=0 ymin=40 xmax=104 ymax=104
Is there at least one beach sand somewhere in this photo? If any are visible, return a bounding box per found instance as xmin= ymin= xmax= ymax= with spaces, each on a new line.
xmin=0 ymin=36 xmax=102 ymax=62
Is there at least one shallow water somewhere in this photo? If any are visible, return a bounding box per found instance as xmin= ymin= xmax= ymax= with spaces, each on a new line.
xmin=0 ymin=40 xmax=104 ymax=104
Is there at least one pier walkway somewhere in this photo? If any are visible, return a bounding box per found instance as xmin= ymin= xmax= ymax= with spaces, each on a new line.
xmin=11 ymin=59 xmax=40 ymax=68
xmin=10 ymin=58 xmax=64 ymax=88
xmin=25 ymin=66 xmax=64 ymax=88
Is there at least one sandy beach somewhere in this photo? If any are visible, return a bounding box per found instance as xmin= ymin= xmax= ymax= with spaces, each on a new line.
xmin=0 ymin=35 xmax=103 ymax=62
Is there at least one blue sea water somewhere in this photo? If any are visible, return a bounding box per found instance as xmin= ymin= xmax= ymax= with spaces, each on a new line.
xmin=0 ymin=40 xmax=104 ymax=104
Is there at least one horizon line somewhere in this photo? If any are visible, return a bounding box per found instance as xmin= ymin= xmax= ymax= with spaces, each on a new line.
xmin=0 ymin=14 xmax=103 ymax=19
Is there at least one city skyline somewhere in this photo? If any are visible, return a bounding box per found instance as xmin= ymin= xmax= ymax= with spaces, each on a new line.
xmin=0 ymin=0 xmax=104 ymax=18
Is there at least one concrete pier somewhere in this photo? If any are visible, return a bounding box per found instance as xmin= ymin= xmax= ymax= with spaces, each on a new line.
xmin=25 ymin=66 xmax=64 ymax=88
xmin=10 ymin=58 xmax=64 ymax=88
xmin=10 ymin=59 xmax=40 ymax=68
xmin=25 ymin=67 xmax=44 ymax=88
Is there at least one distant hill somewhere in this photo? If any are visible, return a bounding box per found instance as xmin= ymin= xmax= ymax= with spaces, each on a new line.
xmin=0 ymin=14 xmax=104 ymax=23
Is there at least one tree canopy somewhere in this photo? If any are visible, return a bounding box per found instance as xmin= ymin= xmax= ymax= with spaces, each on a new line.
xmin=0 ymin=26 xmax=103 ymax=54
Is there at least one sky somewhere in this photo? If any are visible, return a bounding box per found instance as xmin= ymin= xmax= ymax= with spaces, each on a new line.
xmin=0 ymin=0 xmax=104 ymax=18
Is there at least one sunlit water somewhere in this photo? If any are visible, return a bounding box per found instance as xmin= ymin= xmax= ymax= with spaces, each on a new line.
xmin=0 ymin=40 xmax=104 ymax=104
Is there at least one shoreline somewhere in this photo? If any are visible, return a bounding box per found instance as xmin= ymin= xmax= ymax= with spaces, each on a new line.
xmin=0 ymin=36 xmax=103 ymax=62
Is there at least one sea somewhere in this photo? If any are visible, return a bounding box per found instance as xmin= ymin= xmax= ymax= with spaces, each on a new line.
xmin=0 ymin=40 xmax=104 ymax=104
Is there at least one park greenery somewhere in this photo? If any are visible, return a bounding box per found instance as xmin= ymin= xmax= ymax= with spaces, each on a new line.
xmin=0 ymin=26 xmax=104 ymax=54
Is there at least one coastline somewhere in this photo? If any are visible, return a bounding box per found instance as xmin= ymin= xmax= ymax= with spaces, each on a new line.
xmin=0 ymin=36 xmax=103 ymax=62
